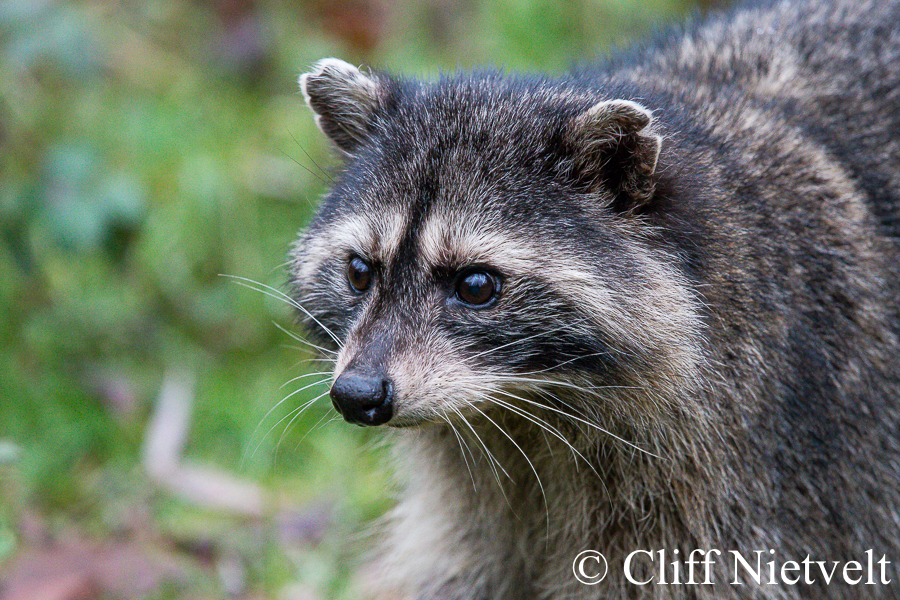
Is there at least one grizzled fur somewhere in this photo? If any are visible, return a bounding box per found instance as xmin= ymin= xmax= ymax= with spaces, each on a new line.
xmin=289 ymin=0 xmax=900 ymax=598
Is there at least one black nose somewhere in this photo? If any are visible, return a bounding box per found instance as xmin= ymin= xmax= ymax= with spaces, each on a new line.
xmin=330 ymin=371 xmax=394 ymax=426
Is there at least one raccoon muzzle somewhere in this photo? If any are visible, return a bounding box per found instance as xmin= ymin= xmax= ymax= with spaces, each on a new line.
xmin=330 ymin=369 xmax=395 ymax=426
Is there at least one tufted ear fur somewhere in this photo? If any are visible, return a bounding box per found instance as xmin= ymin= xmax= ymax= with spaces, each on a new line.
xmin=566 ymin=99 xmax=663 ymax=211
xmin=299 ymin=58 xmax=385 ymax=154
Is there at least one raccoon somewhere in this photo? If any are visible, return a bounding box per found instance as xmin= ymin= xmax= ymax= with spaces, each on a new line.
xmin=288 ymin=0 xmax=900 ymax=597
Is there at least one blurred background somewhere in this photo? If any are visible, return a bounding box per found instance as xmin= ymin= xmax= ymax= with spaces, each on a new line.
xmin=0 ymin=0 xmax=718 ymax=597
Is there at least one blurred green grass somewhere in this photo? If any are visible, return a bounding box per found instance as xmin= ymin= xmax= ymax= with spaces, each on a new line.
xmin=0 ymin=0 xmax=702 ymax=597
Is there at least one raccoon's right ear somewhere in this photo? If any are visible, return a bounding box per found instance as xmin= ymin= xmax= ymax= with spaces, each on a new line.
xmin=566 ymin=99 xmax=663 ymax=211
xmin=299 ymin=58 xmax=389 ymax=154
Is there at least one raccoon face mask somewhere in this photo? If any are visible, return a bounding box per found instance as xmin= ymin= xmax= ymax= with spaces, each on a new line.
xmin=292 ymin=59 xmax=699 ymax=430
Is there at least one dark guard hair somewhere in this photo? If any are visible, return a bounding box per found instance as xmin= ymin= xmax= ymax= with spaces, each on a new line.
xmin=288 ymin=0 xmax=900 ymax=598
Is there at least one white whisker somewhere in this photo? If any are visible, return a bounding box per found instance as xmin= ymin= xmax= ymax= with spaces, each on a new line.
xmin=474 ymin=386 xmax=598 ymax=479
xmin=274 ymin=321 xmax=338 ymax=355
xmin=245 ymin=382 xmax=330 ymax=463
xmin=467 ymin=316 xmax=593 ymax=361
xmin=279 ymin=371 xmax=333 ymax=390
xmin=466 ymin=395 xmax=550 ymax=534
xmin=442 ymin=409 xmax=477 ymax=492
xmin=488 ymin=377 xmax=662 ymax=460
xmin=221 ymin=274 xmax=341 ymax=345
xmin=277 ymin=390 xmax=332 ymax=450
xmin=455 ymin=405 xmax=511 ymax=489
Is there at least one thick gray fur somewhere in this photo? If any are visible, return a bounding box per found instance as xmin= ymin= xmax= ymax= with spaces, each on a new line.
xmin=290 ymin=0 xmax=900 ymax=598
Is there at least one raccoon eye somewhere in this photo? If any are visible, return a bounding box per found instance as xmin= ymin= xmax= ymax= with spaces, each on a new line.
xmin=455 ymin=269 xmax=498 ymax=307
xmin=347 ymin=256 xmax=373 ymax=292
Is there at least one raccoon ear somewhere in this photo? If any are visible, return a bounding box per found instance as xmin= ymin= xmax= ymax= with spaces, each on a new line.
xmin=567 ymin=99 xmax=662 ymax=210
xmin=299 ymin=58 xmax=385 ymax=154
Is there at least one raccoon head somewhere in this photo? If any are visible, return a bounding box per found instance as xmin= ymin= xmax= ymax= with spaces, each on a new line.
xmin=291 ymin=58 xmax=702 ymax=430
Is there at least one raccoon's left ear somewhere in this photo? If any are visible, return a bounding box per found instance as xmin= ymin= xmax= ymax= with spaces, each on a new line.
xmin=299 ymin=58 xmax=389 ymax=154
xmin=566 ymin=99 xmax=662 ymax=211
